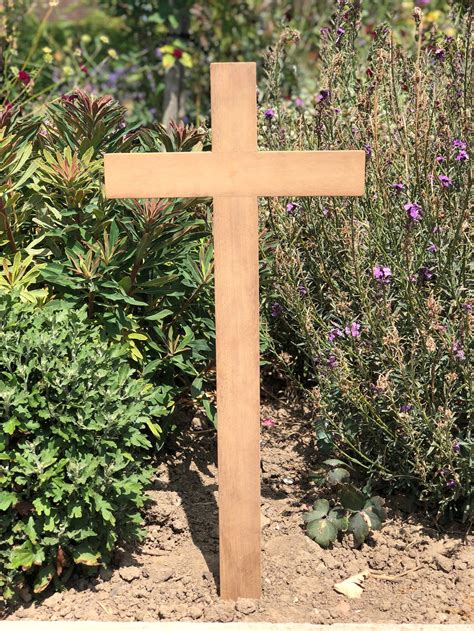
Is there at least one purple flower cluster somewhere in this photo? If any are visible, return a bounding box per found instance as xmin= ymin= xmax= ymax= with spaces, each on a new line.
xmin=404 ymin=202 xmax=422 ymax=222
xmin=418 ymin=266 xmax=434 ymax=282
xmin=328 ymin=328 xmax=343 ymax=343
xmin=391 ymin=182 xmax=404 ymax=192
xmin=438 ymin=174 xmax=452 ymax=188
xmin=286 ymin=201 xmax=299 ymax=215
xmin=452 ymin=340 xmax=465 ymax=361
xmin=315 ymin=89 xmax=330 ymax=104
xmin=264 ymin=108 xmax=276 ymax=120
xmin=328 ymin=321 xmax=361 ymax=342
xmin=270 ymin=302 xmax=283 ymax=318
xmin=345 ymin=322 xmax=361 ymax=338
xmin=373 ymin=265 xmax=392 ymax=285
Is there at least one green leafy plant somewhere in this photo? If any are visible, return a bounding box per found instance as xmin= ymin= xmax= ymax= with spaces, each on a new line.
xmin=1 ymin=89 xmax=216 ymax=427
xmin=305 ymin=461 xmax=386 ymax=548
xmin=0 ymin=297 xmax=171 ymax=601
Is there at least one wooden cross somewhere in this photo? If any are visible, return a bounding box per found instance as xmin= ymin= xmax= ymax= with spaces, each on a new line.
xmin=104 ymin=62 xmax=365 ymax=601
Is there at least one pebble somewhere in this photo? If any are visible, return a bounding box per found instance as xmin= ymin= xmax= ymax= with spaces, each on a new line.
xmin=235 ymin=598 xmax=257 ymax=614
xmin=188 ymin=604 xmax=204 ymax=619
xmin=435 ymin=554 xmax=454 ymax=573
xmin=118 ymin=566 xmax=141 ymax=582
xmin=154 ymin=567 xmax=175 ymax=582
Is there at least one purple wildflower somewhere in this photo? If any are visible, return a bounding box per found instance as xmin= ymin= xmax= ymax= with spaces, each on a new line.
xmin=400 ymin=404 xmax=413 ymax=413
xmin=364 ymin=144 xmax=372 ymax=157
xmin=438 ymin=174 xmax=452 ymax=188
xmin=452 ymin=440 xmax=461 ymax=454
xmin=154 ymin=47 xmax=163 ymax=59
xmin=391 ymin=182 xmax=404 ymax=192
xmin=262 ymin=417 xmax=276 ymax=428
xmin=404 ymin=202 xmax=423 ymax=221
xmin=327 ymin=354 xmax=338 ymax=369
xmin=427 ymin=243 xmax=438 ymax=253
xmin=264 ymin=108 xmax=276 ymax=120
xmin=315 ymin=89 xmax=330 ymax=103
xmin=322 ymin=207 xmax=330 ymax=217
xmin=270 ymin=302 xmax=283 ymax=318
xmin=320 ymin=27 xmax=331 ymax=38
xmin=435 ymin=155 xmax=446 ymax=163
xmin=336 ymin=26 xmax=345 ymax=35
xmin=345 ymin=322 xmax=361 ymax=338
xmin=286 ymin=202 xmax=299 ymax=215
xmin=373 ymin=265 xmax=392 ymax=285
xmin=294 ymin=96 xmax=304 ymax=108
xmin=434 ymin=48 xmax=445 ymax=60
xmin=418 ymin=266 xmax=434 ymax=281
xmin=452 ymin=340 xmax=465 ymax=361
xmin=446 ymin=479 xmax=457 ymax=490
xmin=328 ymin=328 xmax=343 ymax=343
xmin=462 ymin=302 xmax=472 ymax=312
xmin=456 ymin=150 xmax=468 ymax=161
xmin=298 ymin=284 xmax=308 ymax=297
xmin=452 ymin=139 xmax=466 ymax=150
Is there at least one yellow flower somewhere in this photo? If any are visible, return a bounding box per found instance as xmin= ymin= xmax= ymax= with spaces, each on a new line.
xmin=444 ymin=27 xmax=456 ymax=37
xmin=81 ymin=34 xmax=92 ymax=44
xmin=107 ymin=48 xmax=118 ymax=60
xmin=43 ymin=53 xmax=53 ymax=64
xmin=425 ymin=10 xmax=442 ymax=23
xmin=42 ymin=46 xmax=52 ymax=54
xmin=63 ymin=65 xmax=73 ymax=77
xmin=99 ymin=35 xmax=110 ymax=44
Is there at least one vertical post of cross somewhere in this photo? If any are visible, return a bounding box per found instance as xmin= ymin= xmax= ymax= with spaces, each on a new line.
xmin=211 ymin=62 xmax=262 ymax=600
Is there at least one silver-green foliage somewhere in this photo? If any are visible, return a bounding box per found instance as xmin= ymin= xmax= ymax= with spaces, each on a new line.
xmin=260 ymin=3 xmax=472 ymax=519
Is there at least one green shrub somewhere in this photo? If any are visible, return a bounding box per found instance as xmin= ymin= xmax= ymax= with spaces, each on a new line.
xmin=260 ymin=4 xmax=472 ymax=518
xmin=1 ymin=88 xmax=216 ymax=427
xmin=0 ymin=297 xmax=170 ymax=601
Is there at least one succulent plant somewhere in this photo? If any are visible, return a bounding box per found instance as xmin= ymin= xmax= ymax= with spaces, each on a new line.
xmin=304 ymin=460 xmax=386 ymax=548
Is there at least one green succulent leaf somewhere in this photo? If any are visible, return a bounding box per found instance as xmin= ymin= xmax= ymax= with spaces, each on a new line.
xmin=306 ymin=517 xmax=338 ymax=548
xmin=363 ymin=506 xmax=382 ymax=531
xmin=327 ymin=467 xmax=351 ymax=485
xmin=339 ymin=485 xmax=367 ymax=512
xmin=349 ymin=512 xmax=370 ymax=547
xmin=328 ymin=508 xmax=349 ymax=532
xmin=304 ymin=498 xmax=330 ymax=523
xmin=364 ymin=496 xmax=387 ymax=521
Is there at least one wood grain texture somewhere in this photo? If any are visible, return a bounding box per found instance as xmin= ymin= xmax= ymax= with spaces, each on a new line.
xmin=104 ymin=150 xmax=365 ymax=199
xmin=211 ymin=62 xmax=262 ymax=600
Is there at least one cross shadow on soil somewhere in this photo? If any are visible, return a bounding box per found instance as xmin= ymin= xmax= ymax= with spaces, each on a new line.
xmin=150 ymin=413 xmax=220 ymax=588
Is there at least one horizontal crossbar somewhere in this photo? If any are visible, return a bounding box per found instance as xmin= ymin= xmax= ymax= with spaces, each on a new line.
xmin=104 ymin=150 xmax=365 ymax=199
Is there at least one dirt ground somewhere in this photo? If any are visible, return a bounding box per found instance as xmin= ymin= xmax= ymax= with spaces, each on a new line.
xmin=3 ymin=402 xmax=473 ymax=624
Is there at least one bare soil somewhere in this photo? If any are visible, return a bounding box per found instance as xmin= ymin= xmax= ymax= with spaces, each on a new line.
xmin=4 ymin=402 xmax=473 ymax=624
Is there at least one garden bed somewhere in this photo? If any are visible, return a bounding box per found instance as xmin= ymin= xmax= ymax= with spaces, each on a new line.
xmin=3 ymin=402 xmax=472 ymax=625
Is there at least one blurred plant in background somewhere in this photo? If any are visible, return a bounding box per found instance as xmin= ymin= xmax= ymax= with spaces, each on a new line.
xmin=1 ymin=0 xmax=456 ymax=125
xmin=259 ymin=1 xmax=472 ymax=520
